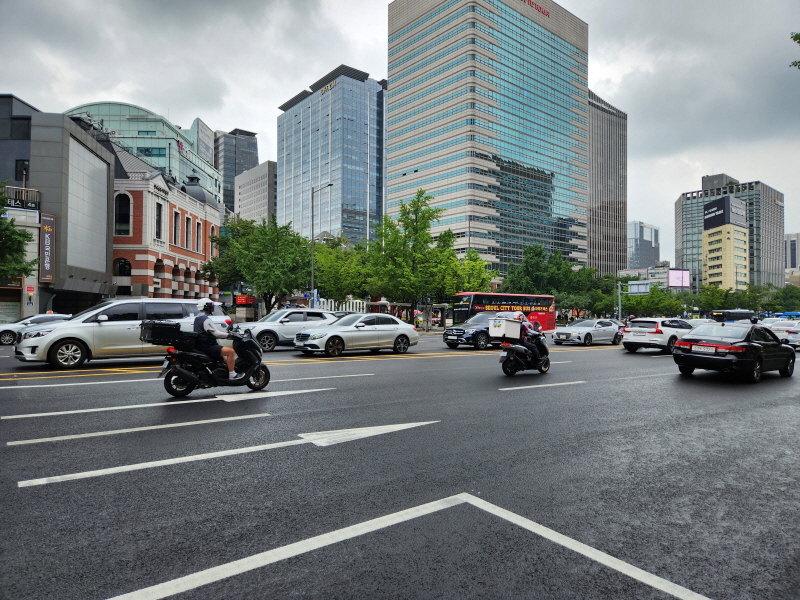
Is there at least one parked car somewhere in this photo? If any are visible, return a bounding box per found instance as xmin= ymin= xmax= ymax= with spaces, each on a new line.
xmin=785 ymin=324 xmax=800 ymax=350
xmin=621 ymin=318 xmax=696 ymax=354
xmin=442 ymin=312 xmax=497 ymax=349
xmin=294 ymin=313 xmax=419 ymax=357
xmin=243 ymin=308 xmax=338 ymax=351
xmin=673 ymin=322 xmax=795 ymax=382
xmin=553 ymin=319 xmax=621 ymax=346
xmin=1 ymin=314 xmax=71 ymax=345
xmin=13 ymin=299 xmax=228 ymax=369
xmin=760 ymin=317 xmax=782 ymax=326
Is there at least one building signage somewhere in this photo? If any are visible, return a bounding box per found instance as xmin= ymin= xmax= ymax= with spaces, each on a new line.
xmin=234 ymin=295 xmax=256 ymax=305
xmin=39 ymin=213 xmax=55 ymax=283
xmin=153 ymin=184 xmax=170 ymax=196
xmin=0 ymin=277 xmax=23 ymax=289
xmin=521 ymin=0 xmax=550 ymax=17
xmin=703 ymin=196 xmax=747 ymax=230
xmin=668 ymin=269 xmax=691 ymax=288
xmin=320 ymin=80 xmax=338 ymax=95
xmin=5 ymin=197 xmax=40 ymax=211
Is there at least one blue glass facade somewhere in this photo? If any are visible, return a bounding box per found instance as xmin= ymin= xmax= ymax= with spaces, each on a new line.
xmin=387 ymin=0 xmax=589 ymax=274
xmin=277 ymin=66 xmax=386 ymax=245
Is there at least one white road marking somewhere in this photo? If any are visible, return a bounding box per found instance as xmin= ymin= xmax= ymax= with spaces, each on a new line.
xmin=499 ymin=381 xmax=586 ymax=392
xmin=0 ymin=373 xmax=374 ymax=391
xmin=549 ymin=361 xmax=572 ymax=364
xmin=1 ymin=388 xmax=334 ymax=420
xmin=216 ymin=388 xmax=333 ymax=402
xmin=18 ymin=422 xmax=438 ymax=488
xmin=7 ymin=414 xmax=273 ymax=446
xmin=105 ymin=493 xmax=711 ymax=600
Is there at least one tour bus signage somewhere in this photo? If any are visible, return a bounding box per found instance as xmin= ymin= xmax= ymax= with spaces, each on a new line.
xmin=521 ymin=0 xmax=550 ymax=17
xmin=473 ymin=303 xmax=554 ymax=313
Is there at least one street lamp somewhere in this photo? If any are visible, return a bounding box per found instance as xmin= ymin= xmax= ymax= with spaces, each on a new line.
xmin=310 ymin=182 xmax=333 ymax=308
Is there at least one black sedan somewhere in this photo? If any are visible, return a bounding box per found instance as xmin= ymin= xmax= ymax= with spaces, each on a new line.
xmin=672 ymin=322 xmax=795 ymax=383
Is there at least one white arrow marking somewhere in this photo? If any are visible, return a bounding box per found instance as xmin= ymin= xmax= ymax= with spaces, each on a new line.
xmin=17 ymin=421 xmax=438 ymax=488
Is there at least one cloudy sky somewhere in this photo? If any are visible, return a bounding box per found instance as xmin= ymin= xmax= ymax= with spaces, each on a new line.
xmin=4 ymin=0 xmax=798 ymax=263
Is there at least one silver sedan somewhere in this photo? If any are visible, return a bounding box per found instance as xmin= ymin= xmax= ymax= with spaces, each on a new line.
xmin=553 ymin=319 xmax=621 ymax=346
xmin=294 ymin=313 xmax=419 ymax=357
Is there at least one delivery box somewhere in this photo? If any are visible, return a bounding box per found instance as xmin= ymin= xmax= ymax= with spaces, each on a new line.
xmin=489 ymin=317 xmax=521 ymax=340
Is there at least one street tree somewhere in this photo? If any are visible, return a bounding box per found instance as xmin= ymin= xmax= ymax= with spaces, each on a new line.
xmin=314 ymin=234 xmax=367 ymax=309
xmin=791 ymin=32 xmax=800 ymax=69
xmin=0 ymin=183 xmax=39 ymax=280
xmin=202 ymin=216 xmax=256 ymax=287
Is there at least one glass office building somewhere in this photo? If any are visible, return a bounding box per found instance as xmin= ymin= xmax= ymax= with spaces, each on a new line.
xmin=387 ymin=0 xmax=589 ymax=275
xmin=627 ymin=221 xmax=660 ymax=269
xmin=277 ymin=65 xmax=386 ymax=246
xmin=676 ymin=174 xmax=785 ymax=291
xmin=214 ymin=128 xmax=259 ymax=212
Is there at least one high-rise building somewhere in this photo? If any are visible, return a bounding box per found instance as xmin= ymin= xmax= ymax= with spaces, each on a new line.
xmin=387 ymin=0 xmax=590 ymax=275
xmin=588 ymin=90 xmax=627 ymax=276
xmin=214 ymin=129 xmax=259 ymax=212
xmin=627 ymin=221 xmax=660 ymax=269
xmin=676 ymin=174 xmax=784 ymax=291
xmin=235 ymin=160 xmax=278 ymax=223
xmin=277 ymin=65 xmax=386 ymax=246
xmin=701 ymin=196 xmax=749 ymax=291
xmin=63 ymin=102 xmax=223 ymax=206
xmin=785 ymin=233 xmax=800 ymax=269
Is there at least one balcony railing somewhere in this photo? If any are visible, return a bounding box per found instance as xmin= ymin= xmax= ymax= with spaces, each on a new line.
xmin=3 ymin=186 xmax=40 ymax=209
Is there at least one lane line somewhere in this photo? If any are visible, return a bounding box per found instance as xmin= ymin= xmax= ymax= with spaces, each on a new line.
xmin=7 ymin=414 xmax=273 ymax=446
xmin=217 ymin=388 xmax=334 ymax=402
xmin=1 ymin=388 xmax=335 ymax=420
xmin=499 ymin=381 xmax=586 ymax=392
xmin=104 ymin=493 xmax=710 ymax=600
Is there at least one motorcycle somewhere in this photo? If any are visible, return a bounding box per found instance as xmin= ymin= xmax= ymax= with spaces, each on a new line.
xmin=142 ymin=319 xmax=270 ymax=398
xmin=499 ymin=333 xmax=550 ymax=377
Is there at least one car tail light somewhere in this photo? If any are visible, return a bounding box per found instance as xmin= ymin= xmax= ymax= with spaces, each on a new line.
xmin=167 ymin=347 xmax=176 ymax=354
xmin=650 ymin=324 xmax=663 ymax=334
xmin=622 ymin=326 xmax=630 ymax=333
xmin=675 ymin=340 xmax=691 ymax=348
xmin=413 ymin=327 xmax=418 ymax=331
xmin=500 ymin=342 xmax=510 ymax=347
xmin=717 ymin=345 xmax=747 ymax=353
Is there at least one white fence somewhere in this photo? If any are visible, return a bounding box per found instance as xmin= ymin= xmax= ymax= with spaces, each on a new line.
xmin=316 ymin=298 xmax=367 ymax=312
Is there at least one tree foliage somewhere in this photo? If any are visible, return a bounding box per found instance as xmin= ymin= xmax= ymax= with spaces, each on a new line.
xmin=0 ymin=183 xmax=39 ymax=280
xmin=791 ymin=32 xmax=800 ymax=69
xmin=314 ymin=235 xmax=367 ymax=309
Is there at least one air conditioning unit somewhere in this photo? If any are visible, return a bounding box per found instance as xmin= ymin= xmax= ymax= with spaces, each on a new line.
xmin=110 ymin=130 xmax=117 ymax=136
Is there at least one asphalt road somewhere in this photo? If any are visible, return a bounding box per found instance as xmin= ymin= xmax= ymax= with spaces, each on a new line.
xmin=1 ymin=336 xmax=798 ymax=599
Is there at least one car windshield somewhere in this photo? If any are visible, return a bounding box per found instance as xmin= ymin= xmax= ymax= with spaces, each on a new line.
xmin=570 ymin=319 xmax=596 ymax=327
xmin=70 ymin=302 xmax=115 ymax=320
xmin=334 ymin=314 xmax=365 ymax=327
xmin=466 ymin=312 xmax=493 ymax=324
xmin=630 ymin=320 xmax=658 ymax=328
xmin=259 ymin=310 xmax=288 ymax=322
xmin=688 ymin=324 xmax=749 ymax=340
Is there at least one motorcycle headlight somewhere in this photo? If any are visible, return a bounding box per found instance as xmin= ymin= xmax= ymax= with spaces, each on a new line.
xmin=23 ymin=329 xmax=54 ymax=340
xmin=309 ymin=332 xmax=328 ymax=340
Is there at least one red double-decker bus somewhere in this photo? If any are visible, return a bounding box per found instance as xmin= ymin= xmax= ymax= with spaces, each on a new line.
xmin=452 ymin=292 xmax=556 ymax=331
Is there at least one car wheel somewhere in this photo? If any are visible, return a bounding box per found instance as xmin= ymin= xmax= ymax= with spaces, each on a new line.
xmin=745 ymin=359 xmax=762 ymax=383
xmin=0 ymin=330 xmax=15 ymax=345
xmin=445 ymin=342 xmax=459 ymax=349
xmin=48 ymin=339 xmax=88 ymax=369
xmin=583 ymin=334 xmax=592 ymax=346
xmin=678 ymin=365 xmax=695 ymax=375
xmin=612 ymin=333 xmax=622 ymax=345
xmin=164 ymin=371 xmax=195 ymax=397
xmin=538 ymin=356 xmax=550 ymax=373
xmin=502 ymin=360 xmax=517 ymax=376
xmin=779 ymin=355 xmax=795 ymax=377
xmin=663 ymin=337 xmax=677 ymax=354
xmin=324 ymin=337 xmax=344 ymax=357
xmin=257 ymin=332 xmax=277 ymax=352
xmin=393 ymin=335 xmax=410 ymax=354
xmin=473 ymin=332 xmax=489 ymax=350
xmin=624 ymin=344 xmax=638 ymax=353
xmin=247 ymin=365 xmax=271 ymax=391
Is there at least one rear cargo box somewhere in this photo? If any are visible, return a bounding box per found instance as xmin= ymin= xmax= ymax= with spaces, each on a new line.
xmin=140 ymin=320 xmax=198 ymax=350
xmin=488 ymin=318 xmax=521 ymax=340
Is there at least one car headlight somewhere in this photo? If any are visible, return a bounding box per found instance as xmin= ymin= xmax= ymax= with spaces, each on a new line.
xmin=464 ymin=329 xmax=476 ymax=334
xmin=309 ymin=332 xmax=328 ymax=340
xmin=23 ymin=329 xmax=54 ymax=340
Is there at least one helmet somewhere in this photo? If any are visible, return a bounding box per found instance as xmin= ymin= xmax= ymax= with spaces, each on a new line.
xmin=196 ymin=298 xmax=215 ymax=313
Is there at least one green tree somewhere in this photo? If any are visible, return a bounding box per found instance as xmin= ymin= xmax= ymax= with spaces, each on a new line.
xmin=0 ymin=183 xmax=39 ymax=280
xmin=202 ymin=216 xmax=256 ymax=287
xmin=791 ymin=32 xmax=800 ymax=69
xmin=314 ymin=234 xmax=367 ymax=308
xmin=696 ymin=284 xmax=730 ymax=312
xmin=459 ymin=247 xmax=495 ymax=294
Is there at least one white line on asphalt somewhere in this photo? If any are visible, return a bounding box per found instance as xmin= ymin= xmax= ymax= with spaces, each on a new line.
xmin=0 ymin=373 xmax=374 ymax=391
xmin=499 ymin=381 xmax=586 ymax=392
xmin=104 ymin=493 xmax=711 ymax=600
xmin=549 ymin=361 xmax=572 ymax=364
xmin=216 ymin=388 xmax=334 ymax=402
xmin=7 ymin=413 xmax=273 ymax=446
xmin=1 ymin=388 xmax=334 ymax=420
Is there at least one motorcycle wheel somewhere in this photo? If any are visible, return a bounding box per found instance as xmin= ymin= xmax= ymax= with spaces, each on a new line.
xmin=502 ymin=359 xmax=518 ymax=377
xmin=538 ymin=356 xmax=550 ymax=373
xmin=164 ymin=370 xmax=195 ymax=398
xmin=247 ymin=365 xmax=271 ymax=391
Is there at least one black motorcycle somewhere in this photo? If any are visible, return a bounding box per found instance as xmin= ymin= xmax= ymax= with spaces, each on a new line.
xmin=499 ymin=333 xmax=550 ymax=377
xmin=141 ymin=320 xmax=270 ymax=398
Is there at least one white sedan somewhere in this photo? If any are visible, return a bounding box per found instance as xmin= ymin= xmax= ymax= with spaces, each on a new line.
xmin=294 ymin=313 xmax=419 ymax=357
xmin=553 ymin=319 xmax=621 ymax=346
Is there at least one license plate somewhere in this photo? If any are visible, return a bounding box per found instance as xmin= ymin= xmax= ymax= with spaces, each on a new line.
xmin=633 ymin=332 xmax=646 ymax=336
xmin=447 ymin=336 xmax=458 ymax=340
xmin=162 ymin=359 xmax=169 ymax=369
xmin=557 ymin=334 xmax=565 ymax=338
xmin=692 ymin=345 xmax=716 ymax=354
xmin=499 ymin=352 xmax=507 ymax=363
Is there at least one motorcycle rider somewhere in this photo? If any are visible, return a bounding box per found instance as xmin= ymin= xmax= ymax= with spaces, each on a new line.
xmin=194 ymin=299 xmax=243 ymax=380
xmin=519 ymin=319 xmax=542 ymax=364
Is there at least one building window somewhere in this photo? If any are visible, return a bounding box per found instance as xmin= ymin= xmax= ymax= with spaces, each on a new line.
xmin=173 ymin=212 xmax=181 ymax=244
xmin=185 ymin=216 xmax=191 ymax=248
xmin=210 ymin=226 xmax=216 ymax=256
xmin=155 ymin=202 xmax=163 ymax=239
xmin=196 ymin=222 xmax=202 ymax=253
xmin=114 ymin=258 xmax=132 ymax=276
xmin=137 ymin=147 xmax=167 ymax=157
xmin=114 ymin=194 xmax=131 ymax=236
xmin=15 ymin=159 xmax=29 ymax=183
xmin=138 ymin=131 xmax=156 ymax=136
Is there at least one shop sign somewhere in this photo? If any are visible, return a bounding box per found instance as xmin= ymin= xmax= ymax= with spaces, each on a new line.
xmin=26 ymin=286 xmax=35 ymax=292
xmin=5 ymin=197 xmax=40 ymax=211
xmin=0 ymin=277 xmax=23 ymax=289
xmin=39 ymin=213 xmax=55 ymax=283
xmin=234 ymin=295 xmax=256 ymax=305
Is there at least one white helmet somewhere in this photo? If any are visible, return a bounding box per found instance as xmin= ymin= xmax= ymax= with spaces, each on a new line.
xmin=196 ymin=298 xmax=215 ymax=313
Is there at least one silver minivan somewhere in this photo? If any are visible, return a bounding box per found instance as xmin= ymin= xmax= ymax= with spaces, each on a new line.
xmin=14 ymin=298 xmax=228 ymax=369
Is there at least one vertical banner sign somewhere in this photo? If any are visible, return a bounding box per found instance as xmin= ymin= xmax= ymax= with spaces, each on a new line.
xmin=39 ymin=213 xmax=55 ymax=283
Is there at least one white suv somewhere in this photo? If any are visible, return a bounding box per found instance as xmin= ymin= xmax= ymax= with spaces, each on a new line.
xmin=14 ymin=299 xmax=229 ymax=369
xmin=622 ymin=318 xmax=696 ymax=354
xmin=244 ymin=309 xmax=339 ymax=351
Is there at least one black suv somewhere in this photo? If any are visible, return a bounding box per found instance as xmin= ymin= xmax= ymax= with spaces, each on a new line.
xmin=443 ymin=312 xmax=497 ymax=349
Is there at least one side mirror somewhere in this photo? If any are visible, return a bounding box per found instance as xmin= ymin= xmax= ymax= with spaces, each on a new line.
xmin=781 ymin=338 xmax=789 ymax=345
xmin=280 ymin=318 xmax=290 ymax=323
xmin=355 ymin=322 xmax=366 ymax=328
xmin=96 ymin=314 xmax=108 ymax=322
xmin=21 ymin=320 xmax=31 ymax=326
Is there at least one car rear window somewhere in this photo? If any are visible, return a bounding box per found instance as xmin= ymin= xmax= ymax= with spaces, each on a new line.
xmin=629 ymin=320 xmax=658 ymax=328
xmin=688 ymin=324 xmax=749 ymax=340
